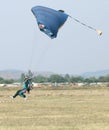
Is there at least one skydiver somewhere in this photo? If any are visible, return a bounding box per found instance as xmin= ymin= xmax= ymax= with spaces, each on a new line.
xmin=10 ymin=76 xmax=33 ymax=100
xmin=25 ymin=76 xmax=33 ymax=94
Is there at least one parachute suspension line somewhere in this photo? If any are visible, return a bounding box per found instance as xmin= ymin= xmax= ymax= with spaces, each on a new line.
xmin=27 ymin=29 xmax=51 ymax=76
xmin=69 ymin=16 xmax=102 ymax=36
xmin=27 ymin=40 xmax=35 ymax=72
xmin=27 ymin=29 xmax=37 ymax=75
xmin=27 ymin=38 xmax=51 ymax=74
xmin=35 ymin=43 xmax=51 ymax=70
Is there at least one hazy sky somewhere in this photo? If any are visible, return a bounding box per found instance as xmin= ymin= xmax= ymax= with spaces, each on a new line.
xmin=0 ymin=1 xmax=109 ymax=75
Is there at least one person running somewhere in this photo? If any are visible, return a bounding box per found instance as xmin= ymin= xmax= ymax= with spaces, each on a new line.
xmin=10 ymin=76 xmax=33 ymax=100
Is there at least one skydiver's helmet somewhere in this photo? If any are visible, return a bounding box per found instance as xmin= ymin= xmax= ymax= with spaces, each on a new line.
xmin=24 ymin=75 xmax=32 ymax=81
xmin=24 ymin=76 xmax=30 ymax=81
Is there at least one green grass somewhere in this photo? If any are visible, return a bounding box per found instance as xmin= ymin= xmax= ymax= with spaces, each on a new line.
xmin=0 ymin=86 xmax=109 ymax=130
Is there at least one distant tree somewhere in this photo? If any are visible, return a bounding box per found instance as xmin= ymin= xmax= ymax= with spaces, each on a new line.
xmin=64 ymin=74 xmax=71 ymax=83
xmin=98 ymin=75 xmax=109 ymax=82
xmin=84 ymin=77 xmax=97 ymax=83
xmin=20 ymin=73 xmax=25 ymax=83
xmin=0 ymin=77 xmax=4 ymax=81
xmin=0 ymin=77 xmax=4 ymax=84
xmin=27 ymin=70 xmax=33 ymax=77
xmin=48 ymin=74 xmax=65 ymax=83
xmin=33 ymin=75 xmax=48 ymax=83
xmin=3 ymin=79 xmax=14 ymax=84
xmin=70 ymin=76 xmax=84 ymax=83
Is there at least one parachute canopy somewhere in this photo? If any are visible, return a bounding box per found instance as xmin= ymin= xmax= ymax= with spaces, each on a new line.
xmin=31 ymin=6 xmax=69 ymax=39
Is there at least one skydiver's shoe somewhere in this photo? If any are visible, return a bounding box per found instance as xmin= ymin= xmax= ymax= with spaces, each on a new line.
xmin=10 ymin=96 xmax=14 ymax=99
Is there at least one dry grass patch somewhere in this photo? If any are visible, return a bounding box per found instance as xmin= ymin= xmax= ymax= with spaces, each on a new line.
xmin=0 ymin=86 xmax=109 ymax=130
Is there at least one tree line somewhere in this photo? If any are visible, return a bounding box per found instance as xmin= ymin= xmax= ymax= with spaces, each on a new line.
xmin=32 ymin=74 xmax=109 ymax=83
xmin=0 ymin=74 xmax=109 ymax=84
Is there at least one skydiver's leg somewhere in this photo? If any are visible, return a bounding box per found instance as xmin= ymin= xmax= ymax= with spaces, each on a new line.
xmin=21 ymin=93 xmax=26 ymax=98
xmin=19 ymin=89 xmax=26 ymax=98
xmin=19 ymin=92 xmax=27 ymax=101
xmin=19 ymin=92 xmax=26 ymax=98
xmin=26 ymin=88 xmax=30 ymax=94
xmin=27 ymin=85 xmax=33 ymax=94
xmin=13 ymin=89 xmax=22 ymax=98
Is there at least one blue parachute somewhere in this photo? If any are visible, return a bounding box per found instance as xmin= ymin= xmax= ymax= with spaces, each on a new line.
xmin=31 ymin=6 xmax=69 ymax=39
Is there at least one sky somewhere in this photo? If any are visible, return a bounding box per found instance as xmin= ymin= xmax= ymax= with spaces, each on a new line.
xmin=0 ymin=0 xmax=109 ymax=75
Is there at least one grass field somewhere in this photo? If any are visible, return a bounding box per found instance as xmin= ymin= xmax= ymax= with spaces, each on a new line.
xmin=0 ymin=86 xmax=109 ymax=130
